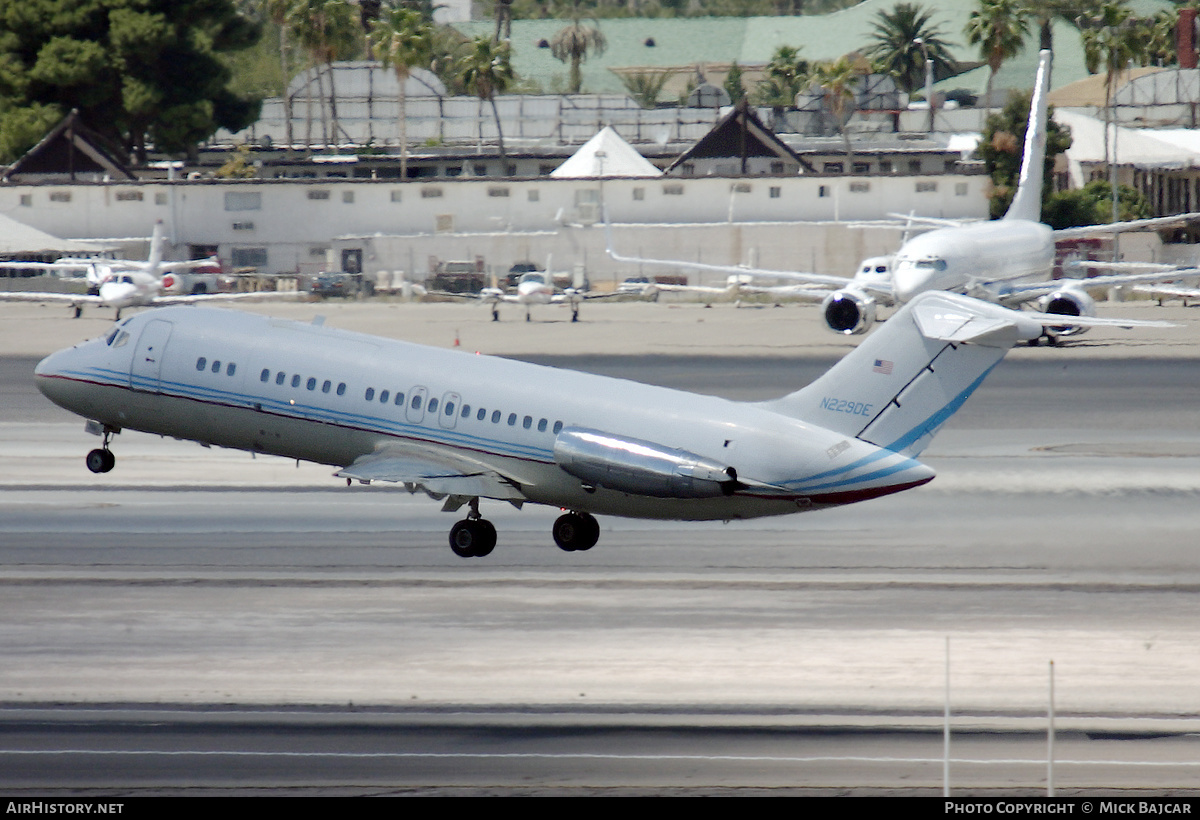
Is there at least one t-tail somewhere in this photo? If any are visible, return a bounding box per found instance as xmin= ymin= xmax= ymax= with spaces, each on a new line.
xmin=1004 ymin=49 xmax=1052 ymax=224
xmin=760 ymin=292 xmax=1051 ymax=458
xmin=147 ymin=219 xmax=165 ymax=274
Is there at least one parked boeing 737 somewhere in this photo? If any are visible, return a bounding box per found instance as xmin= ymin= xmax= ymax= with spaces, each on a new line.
xmin=609 ymin=50 xmax=1200 ymax=339
xmin=34 ymin=294 xmax=1168 ymax=558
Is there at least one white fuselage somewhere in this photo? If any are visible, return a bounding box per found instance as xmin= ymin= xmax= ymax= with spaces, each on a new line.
xmin=891 ymin=219 xmax=1055 ymax=303
xmin=34 ymin=308 xmax=934 ymax=521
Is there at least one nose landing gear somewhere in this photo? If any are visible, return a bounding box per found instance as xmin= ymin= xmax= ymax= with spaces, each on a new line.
xmin=85 ymin=429 xmax=116 ymax=474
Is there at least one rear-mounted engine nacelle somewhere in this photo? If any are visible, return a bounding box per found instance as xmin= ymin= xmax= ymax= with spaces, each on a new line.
xmin=554 ymin=427 xmax=741 ymax=498
xmin=1038 ymin=287 xmax=1095 ymax=336
xmin=821 ymin=290 xmax=876 ymax=335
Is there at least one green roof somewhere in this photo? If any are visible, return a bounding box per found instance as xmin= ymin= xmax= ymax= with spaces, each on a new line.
xmin=454 ymin=0 xmax=1177 ymax=96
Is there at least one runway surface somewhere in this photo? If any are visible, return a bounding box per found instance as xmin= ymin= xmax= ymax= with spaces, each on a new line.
xmin=2 ymin=301 xmax=1200 ymax=794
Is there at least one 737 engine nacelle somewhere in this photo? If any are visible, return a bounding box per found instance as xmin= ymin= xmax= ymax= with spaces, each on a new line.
xmin=1038 ymin=287 xmax=1096 ymax=336
xmin=821 ymin=290 xmax=877 ymax=335
xmin=553 ymin=427 xmax=740 ymax=498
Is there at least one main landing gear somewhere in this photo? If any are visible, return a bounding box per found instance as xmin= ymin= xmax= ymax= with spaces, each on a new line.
xmin=448 ymin=498 xmax=496 ymax=558
xmin=446 ymin=502 xmax=601 ymax=558
xmin=85 ymin=430 xmax=116 ymax=474
xmin=552 ymin=511 xmax=599 ymax=552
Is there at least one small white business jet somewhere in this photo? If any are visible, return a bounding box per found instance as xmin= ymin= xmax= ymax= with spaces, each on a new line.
xmin=35 ymin=292 xmax=1169 ymax=558
xmin=455 ymin=267 xmax=645 ymax=322
xmin=0 ymin=221 xmax=299 ymax=318
xmin=608 ymin=50 xmax=1200 ymax=339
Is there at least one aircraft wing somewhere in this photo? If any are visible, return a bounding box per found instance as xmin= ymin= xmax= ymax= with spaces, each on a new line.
xmin=337 ymin=443 xmax=531 ymax=501
xmin=154 ymin=290 xmax=309 ymax=306
xmin=1131 ymin=283 xmax=1200 ymax=303
xmin=603 ymin=219 xmax=860 ymax=290
xmin=0 ymin=291 xmax=101 ymax=305
xmin=992 ymin=265 xmax=1200 ymax=306
xmin=1053 ymin=212 xmax=1200 ymax=239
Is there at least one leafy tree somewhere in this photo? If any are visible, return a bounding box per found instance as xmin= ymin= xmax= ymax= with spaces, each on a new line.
xmin=550 ymin=0 xmax=607 ymax=93
xmin=724 ymin=60 xmax=746 ymax=104
xmin=457 ymin=35 xmax=514 ymax=155
xmin=976 ymin=89 xmax=1072 ymax=219
xmin=1043 ymin=179 xmax=1150 ymax=229
xmin=0 ymin=0 xmax=262 ymax=163
xmin=368 ymin=5 xmax=434 ymax=177
xmin=964 ymin=0 xmax=1030 ymax=110
xmin=866 ymin=2 xmax=957 ymax=96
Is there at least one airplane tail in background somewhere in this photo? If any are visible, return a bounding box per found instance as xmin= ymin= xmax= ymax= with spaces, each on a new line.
xmin=1004 ymin=49 xmax=1053 ymax=224
xmin=147 ymin=219 xmax=165 ymax=274
xmin=760 ymin=292 xmax=1049 ymax=458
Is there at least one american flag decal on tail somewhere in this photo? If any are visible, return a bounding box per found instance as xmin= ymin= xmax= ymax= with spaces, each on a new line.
xmin=872 ymin=359 xmax=893 ymax=375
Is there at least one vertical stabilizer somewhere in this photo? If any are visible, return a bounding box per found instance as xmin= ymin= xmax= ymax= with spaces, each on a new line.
xmin=760 ymin=292 xmax=1047 ymax=457
xmin=1004 ymin=49 xmax=1053 ymax=223
xmin=147 ymin=219 xmax=165 ymax=274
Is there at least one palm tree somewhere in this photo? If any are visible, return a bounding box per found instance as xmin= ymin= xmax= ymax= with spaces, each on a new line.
xmin=287 ymin=0 xmax=361 ymax=150
xmin=752 ymin=45 xmax=809 ymax=107
xmin=965 ymin=0 xmax=1031 ymax=112
xmin=369 ymin=5 xmax=434 ymax=178
xmin=1078 ymin=0 xmax=1142 ymax=190
xmin=550 ymin=1 xmax=607 ymax=94
xmin=811 ymin=56 xmax=861 ymax=160
xmin=264 ymin=0 xmax=299 ymax=149
xmin=457 ymin=35 xmax=515 ymax=156
xmin=866 ymin=2 xmax=957 ymax=97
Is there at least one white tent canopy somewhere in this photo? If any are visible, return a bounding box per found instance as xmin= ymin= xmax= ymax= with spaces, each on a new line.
xmin=0 ymin=213 xmax=111 ymax=258
xmin=550 ymin=126 xmax=662 ymax=179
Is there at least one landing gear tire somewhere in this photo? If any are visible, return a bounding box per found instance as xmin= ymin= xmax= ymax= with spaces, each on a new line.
xmin=552 ymin=512 xmax=600 ymax=552
xmin=86 ymin=448 xmax=115 ymax=474
xmin=449 ymin=518 xmax=497 ymax=558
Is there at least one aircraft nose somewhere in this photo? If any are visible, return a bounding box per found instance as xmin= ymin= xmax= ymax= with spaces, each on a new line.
xmin=891 ymin=261 xmax=931 ymax=304
xmin=34 ymin=348 xmax=74 ymax=406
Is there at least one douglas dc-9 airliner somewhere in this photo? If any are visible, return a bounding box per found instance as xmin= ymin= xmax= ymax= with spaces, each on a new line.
xmin=34 ymin=293 xmax=1166 ymax=557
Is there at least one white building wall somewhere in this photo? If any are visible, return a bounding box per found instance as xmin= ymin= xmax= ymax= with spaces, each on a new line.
xmin=0 ymin=174 xmax=986 ymax=276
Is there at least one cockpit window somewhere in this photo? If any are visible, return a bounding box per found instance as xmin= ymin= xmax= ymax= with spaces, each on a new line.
xmin=105 ymin=328 xmax=130 ymax=347
xmin=915 ymin=259 xmax=948 ymax=271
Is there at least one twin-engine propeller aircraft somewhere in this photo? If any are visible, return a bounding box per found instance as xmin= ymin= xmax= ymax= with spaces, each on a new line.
xmin=0 ymin=220 xmax=299 ymax=318
xmin=35 ymin=294 xmax=1168 ymax=558
xmin=608 ymin=50 xmax=1200 ymax=339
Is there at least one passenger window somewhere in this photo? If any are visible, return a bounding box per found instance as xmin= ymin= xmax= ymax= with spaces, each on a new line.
xmin=196 ymin=357 xmax=206 ymax=371
xmin=211 ymin=360 xmax=221 ymax=373
xmin=394 ymin=392 xmax=404 ymax=406
xmin=537 ymin=418 xmax=547 ymax=432
xmin=365 ymin=388 xmax=375 ymax=401
xmin=523 ymin=415 xmax=532 ymax=429
xmin=306 ymin=377 xmax=316 ymax=391
xmin=260 ymin=369 xmax=270 ymax=383
xmin=411 ymin=395 xmax=422 ymax=410
xmin=445 ymin=402 xmax=455 ymax=416
xmin=477 ymin=408 xmax=486 ymax=421
xmin=227 ymin=363 xmax=236 ymax=376
xmin=553 ymin=421 xmax=563 ymax=434
xmin=507 ymin=413 xmax=517 ymax=426
xmin=461 ymin=404 xmax=470 ymax=417
xmin=428 ymin=398 xmax=439 ymax=413
xmin=491 ymin=410 xmax=501 ymax=423
xmin=292 ymin=374 xmax=301 ymax=388
xmin=380 ymin=390 xmax=389 ymax=403
xmin=322 ymin=380 xmax=331 ymax=393
xmin=337 ymin=383 xmax=346 ymax=396
xmin=276 ymin=372 xmax=286 ymax=386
